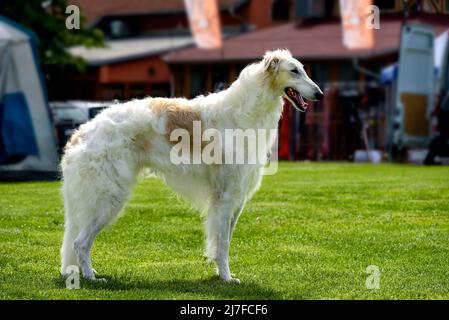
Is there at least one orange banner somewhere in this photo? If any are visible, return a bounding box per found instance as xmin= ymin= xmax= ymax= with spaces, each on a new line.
xmin=184 ymin=0 xmax=222 ymax=49
xmin=339 ymin=0 xmax=375 ymax=50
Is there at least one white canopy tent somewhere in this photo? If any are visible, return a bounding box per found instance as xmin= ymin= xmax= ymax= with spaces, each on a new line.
xmin=0 ymin=16 xmax=58 ymax=177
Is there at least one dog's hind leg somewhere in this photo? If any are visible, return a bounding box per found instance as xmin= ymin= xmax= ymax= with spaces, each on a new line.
xmin=61 ymin=218 xmax=80 ymax=276
xmin=73 ymin=189 xmax=129 ymax=282
xmin=61 ymin=182 xmax=83 ymax=276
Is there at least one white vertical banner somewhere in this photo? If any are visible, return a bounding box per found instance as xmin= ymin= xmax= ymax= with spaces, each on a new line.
xmin=183 ymin=0 xmax=223 ymax=49
xmin=339 ymin=0 xmax=375 ymax=50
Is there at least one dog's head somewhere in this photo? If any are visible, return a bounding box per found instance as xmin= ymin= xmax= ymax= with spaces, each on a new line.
xmin=262 ymin=49 xmax=324 ymax=112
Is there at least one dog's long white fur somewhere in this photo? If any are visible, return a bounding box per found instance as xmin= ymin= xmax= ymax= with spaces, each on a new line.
xmin=60 ymin=49 xmax=322 ymax=282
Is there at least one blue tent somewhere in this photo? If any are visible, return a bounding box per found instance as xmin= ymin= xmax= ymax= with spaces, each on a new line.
xmin=0 ymin=16 xmax=58 ymax=175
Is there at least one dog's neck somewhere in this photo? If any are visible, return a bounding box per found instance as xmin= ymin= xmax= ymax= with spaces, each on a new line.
xmin=216 ymin=64 xmax=284 ymax=129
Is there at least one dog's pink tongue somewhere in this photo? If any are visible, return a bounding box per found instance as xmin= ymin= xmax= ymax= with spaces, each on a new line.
xmin=291 ymin=90 xmax=307 ymax=108
xmin=283 ymin=95 xmax=308 ymax=110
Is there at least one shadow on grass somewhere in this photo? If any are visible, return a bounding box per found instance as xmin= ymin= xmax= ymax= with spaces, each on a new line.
xmin=55 ymin=275 xmax=280 ymax=299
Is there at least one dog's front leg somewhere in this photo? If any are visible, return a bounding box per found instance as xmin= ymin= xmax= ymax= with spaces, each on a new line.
xmin=205 ymin=198 xmax=240 ymax=283
xmin=229 ymin=200 xmax=245 ymax=241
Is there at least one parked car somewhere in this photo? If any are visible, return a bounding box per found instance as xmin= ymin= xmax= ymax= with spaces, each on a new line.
xmin=50 ymin=101 xmax=116 ymax=153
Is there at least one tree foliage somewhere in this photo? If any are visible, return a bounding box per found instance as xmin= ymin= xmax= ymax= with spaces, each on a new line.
xmin=1 ymin=0 xmax=104 ymax=71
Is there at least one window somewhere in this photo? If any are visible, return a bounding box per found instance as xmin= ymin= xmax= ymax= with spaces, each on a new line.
xmin=109 ymin=20 xmax=131 ymax=38
xmin=312 ymin=63 xmax=331 ymax=85
xmin=211 ymin=66 xmax=228 ymax=92
xmin=173 ymin=68 xmax=184 ymax=97
xmin=102 ymin=84 xmax=124 ymax=100
xmin=374 ymin=0 xmax=397 ymax=11
xmin=272 ymin=0 xmax=291 ymax=21
xmin=340 ymin=62 xmax=357 ymax=82
xmin=130 ymin=84 xmax=147 ymax=99
xmin=422 ymin=0 xmax=444 ymax=13
xmin=151 ymin=83 xmax=170 ymax=98
xmin=190 ymin=66 xmax=207 ymax=98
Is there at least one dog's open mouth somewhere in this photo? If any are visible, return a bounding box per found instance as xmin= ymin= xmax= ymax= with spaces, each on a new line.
xmin=284 ymin=87 xmax=308 ymax=112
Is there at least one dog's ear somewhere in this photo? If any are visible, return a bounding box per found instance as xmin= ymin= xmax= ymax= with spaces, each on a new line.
xmin=263 ymin=51 xmax=281 ymax=74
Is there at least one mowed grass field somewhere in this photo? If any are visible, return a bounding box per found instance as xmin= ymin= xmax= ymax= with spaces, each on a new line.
xmin=0 ymin=163 xmax=448 ymax=300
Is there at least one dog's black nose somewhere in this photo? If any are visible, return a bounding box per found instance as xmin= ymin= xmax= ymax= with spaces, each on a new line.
xmin=315 ymin=91 xmax=324 ymax=100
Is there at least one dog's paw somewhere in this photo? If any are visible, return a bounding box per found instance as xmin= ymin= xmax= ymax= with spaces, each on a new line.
xmin=219 ymin=275 xmax=240 ymax=284
xmin=94 ymin=278 xmax=107 ymax=283
xmin=224 ymin=277 xmax=241 ymax=284
xmin=84 ymin=276 xmax=107 ymax=283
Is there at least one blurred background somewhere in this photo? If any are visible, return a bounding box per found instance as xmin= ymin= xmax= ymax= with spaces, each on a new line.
xmin=1 ymin=0 xmax=449 ymax=179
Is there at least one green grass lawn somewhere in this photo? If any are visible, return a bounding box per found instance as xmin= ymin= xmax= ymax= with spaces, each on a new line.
xmin=1 ymin=163 xmax=449 ymax=299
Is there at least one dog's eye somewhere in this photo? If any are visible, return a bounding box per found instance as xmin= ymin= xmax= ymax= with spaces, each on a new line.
xmin=290 ymin=69 xmax=299 ymax=75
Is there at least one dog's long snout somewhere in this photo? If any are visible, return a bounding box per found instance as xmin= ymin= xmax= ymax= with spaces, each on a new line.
xmin=314 ymin=91 xmax=324 ymax=101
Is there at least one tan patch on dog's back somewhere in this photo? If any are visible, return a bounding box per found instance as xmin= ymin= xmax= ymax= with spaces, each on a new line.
xmin=148 ymin=98 xmax=202 ymax=144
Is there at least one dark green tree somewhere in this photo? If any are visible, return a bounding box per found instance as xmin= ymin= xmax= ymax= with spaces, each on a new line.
xmin=1 ymin=0 xmax=104 ymax=71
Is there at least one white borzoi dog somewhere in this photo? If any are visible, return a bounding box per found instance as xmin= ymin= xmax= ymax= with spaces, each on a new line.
xmin=60 ymin=49 xmax=323 ymax=283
